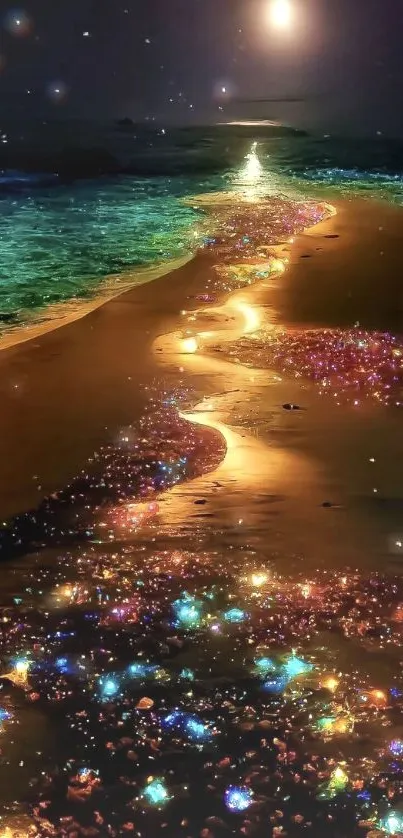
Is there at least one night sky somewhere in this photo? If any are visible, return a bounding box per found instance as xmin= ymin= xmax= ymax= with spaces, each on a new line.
xmin=1 ymin=0 xmax=403 ymax=135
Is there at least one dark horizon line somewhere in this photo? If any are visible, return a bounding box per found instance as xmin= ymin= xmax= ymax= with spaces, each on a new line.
xmin=234 ymin=97 xmax=305 ymax=103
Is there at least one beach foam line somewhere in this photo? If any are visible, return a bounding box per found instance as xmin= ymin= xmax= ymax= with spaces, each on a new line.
xmin=0 ymin=253 xmax=194 ymax=353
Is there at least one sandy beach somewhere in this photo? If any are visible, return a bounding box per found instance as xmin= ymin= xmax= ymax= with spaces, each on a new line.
xmin=1 ymin=192 xmax=403 ymax=834
xmin=0 ymin=196 xmax=402 ymax=568
xmin=4 ymin=0 xmax=403 ymax=828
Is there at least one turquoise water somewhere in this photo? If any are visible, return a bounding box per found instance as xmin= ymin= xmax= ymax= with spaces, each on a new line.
xmin=0 ymin=176 xmax=210 ymax=327
xmin=3 ymin=128 xmax=403 ymax=334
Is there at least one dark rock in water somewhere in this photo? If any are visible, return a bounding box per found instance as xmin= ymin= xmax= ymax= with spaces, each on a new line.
xmin=324 ymin=234 xmax=339 ymax=239
xmin=300 ymin=254 xmax=312 ymax=258
xmin=282 ymin=403 xmax=302 ymax=411
xmin=194 ymin=499 xmax=207 ymax=505
xmin=322 ymin=501 xmax=333 ymax=508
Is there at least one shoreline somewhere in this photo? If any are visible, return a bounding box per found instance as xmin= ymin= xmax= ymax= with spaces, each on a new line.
xmin=150 ymin=197 xmax=403 ymax=572
xmin=0 ymin=195 xmax=402 ymax=543
xmin=0 ymin=253 xmax=194 ymax=353
xmin=2 ymin=192 xmax=403 ymax=832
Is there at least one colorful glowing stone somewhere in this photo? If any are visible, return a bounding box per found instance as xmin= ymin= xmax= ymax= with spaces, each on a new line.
xmin=172 ymin=594 xmax=202 ymax=628
xmin=162 ymin=711 xmax=184 ymax=728
xmin=179 ymin=667 xmax=194 ymax=681
xmin=136 ymin=696 xmax=154 ymax=710
xmin=250 ymin=572 xmax=268 ymax=587
xmin=390 ymin=739 xmax=403 ymax=757
xmin=162 ymin=711 xmax=212 ymax=742
xmin=98 ymin=675 xmax=120 ymax=699
xmin=330 ymin=765 xmax=348 ymax=792
xmin=223 ymin=608 xmax=247 ymax=623
xmin=127 ymin=662 xmax=157 ymax=679
xmin=181 ymin=336 xmax=198 ymax=354
xmin=185 ymin=717 xmax=212 ymax=742
xmin=283 ymin=654 xmax=313 ymax=679
xmin=381 ymin=812 xmax=403 ymax=835
xmin=254 ymin=656 xmax=276 ymax=674
xmin=14 ymin=657 xmax=30 ymax=674
xmin=224 ymin=786 xmax=253 ymax=812
xmin=317 ymin=716 xmax=336 ymax=732
xmin=143 ymin=778 xmax=169 ymax=806
xmin=262 ymin=675 xmax=288 ymax=694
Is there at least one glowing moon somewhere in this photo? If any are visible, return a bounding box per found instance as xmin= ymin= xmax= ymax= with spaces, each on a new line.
xmin=270 ymin=0 xmax=292 ymax=29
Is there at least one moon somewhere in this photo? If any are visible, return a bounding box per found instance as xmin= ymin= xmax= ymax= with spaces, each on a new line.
xmin=269 ymin=0 xmax=292 ymax=29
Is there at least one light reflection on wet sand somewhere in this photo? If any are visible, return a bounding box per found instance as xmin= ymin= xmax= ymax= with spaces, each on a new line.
xmin=2 ymin=184 xmax=403 ymax=834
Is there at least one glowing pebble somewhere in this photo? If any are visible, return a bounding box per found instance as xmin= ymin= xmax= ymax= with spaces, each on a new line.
xmin=322 ymin=676 xmax=339 ymax=692
xmin=98 ymin=675 xmax=120 ymax=699
xmin=223 ymin=608 xmax=247 ymax=623
xmin=250 ymin=572 xmax=268 ymax=587
xmin=283 ymin=654 xmax=313 ymax=679
xmin=185 ymin=716 xmax=212 ymax=742
xmin=255 ymin=656 xmax=276 ymax=674
xmin=143 ymin=778 xmax=169 ymax=806
xmin=330 ymin=765 xmax=348 ymax=791
xmin=181 ymin=336 xmax=198 ymax=354
xmin=390 ymin=739 xmax=403 ymax=757
xmin=136 ymin=697 xmax=154 ymax=710
xmin=127 ymin=662 xmax=157 ymax=679
xmin=262 ymin=675 xmax=288 ymax=694
xmin=179 ymin=667 xmax=194 ymax=680
xmin=173 ymin=594 xmax=202 ymax=628
xmin=224 ymin=785 xmax=253 ymax=812
xmin=381 ymin=812 xmax=403 ymax=835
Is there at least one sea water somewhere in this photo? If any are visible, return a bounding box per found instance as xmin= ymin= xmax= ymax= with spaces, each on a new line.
xmin=2 ymin=124 xmax=403 ymax=337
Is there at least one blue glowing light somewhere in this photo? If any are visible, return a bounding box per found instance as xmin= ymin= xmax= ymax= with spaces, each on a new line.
xmin=223 ymin=608 xmax=247 ymax=623
xmin=185 ymin=717 xmax=212 ymax=742
xmin=55 ymin=656 xmax=72 ymax=675
xmin=162 ymin=711 xmax=184 ymax=728
xmin=224 ymin=786 xmax=253 ymax=812
xmin=390 ymin=739 xmax=403 ymax=757
xmin=381 ymin=812 xmax=403 ymax=835
xmin=13 ymin=657 xmax=30 ymax=673
xmin=0 ymin=708 xmax=11 ymax=722
xmin=262 ymin=676 xmax=288 ymax=694
xmin=162 ymin=711 xmax=212 ymax=742
xmin=98 ymin=675 xmax=120 ymax=699
xmin=127 ymin=662 xmax=157 ymax=679
xmin=143 ymin=778 xmax=169 ymax=806
xmin=78 ymin=767 xmax=98 ymax=778
xmin=283 ymin=654 xmax=313 ymax=680
xmin=255 ymin=657 xmax=276 ymax=674
xmin=172 ymin=594 xmax=202 ymax=628
xmin=179 ymin=667 xmax=194 ymax=681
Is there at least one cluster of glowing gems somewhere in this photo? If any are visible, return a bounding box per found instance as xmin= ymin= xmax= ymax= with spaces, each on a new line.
xmin=224 ymin=785 xmax=254 ymax=812
xmin=142 ymin=778 xmax=170 ymax=806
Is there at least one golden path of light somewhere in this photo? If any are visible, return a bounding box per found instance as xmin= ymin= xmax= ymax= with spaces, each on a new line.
xmin=153 ymin=196 xmax=337 ymax=537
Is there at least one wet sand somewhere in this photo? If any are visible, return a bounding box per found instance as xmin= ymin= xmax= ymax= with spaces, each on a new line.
xmin=1 ymin=196 xmax=403 ymax=831
xmin=0 ymin=253 xmax=210 ymax=518
xmin=0 ymin=197 xmax=403 ymax=566
xmin=275 ymin=198 xmax=403 ymax=331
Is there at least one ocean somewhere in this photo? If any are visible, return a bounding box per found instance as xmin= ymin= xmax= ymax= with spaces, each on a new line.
xmin=1 ymin=120 xmax=403 ymax=337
